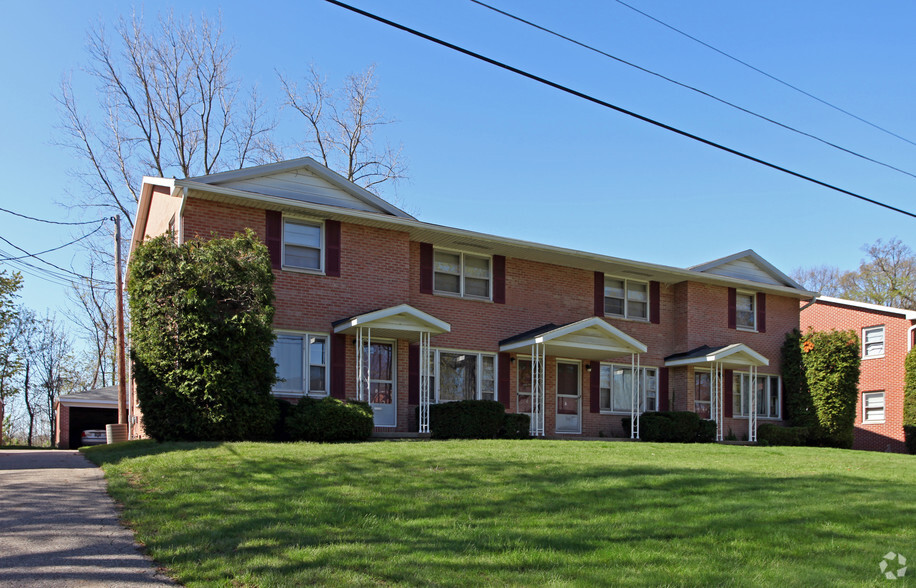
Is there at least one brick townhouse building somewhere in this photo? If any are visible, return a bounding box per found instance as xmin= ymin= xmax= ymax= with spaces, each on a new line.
xmin=801 ymin=297 xmax=915 ymax=452
xmin=127 ymin=157 xmax=814 ymax=441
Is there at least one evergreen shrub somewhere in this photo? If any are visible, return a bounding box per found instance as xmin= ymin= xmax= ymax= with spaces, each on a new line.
xmin=429 ymin=400 xmax=505 ymax=439
xmin=757 ymin=424 xmax=809 ymax=446
xmin=285 ymin=397 xmax=374 ymax=442
xmin=800 ymin=329 xmax=861 ymax=449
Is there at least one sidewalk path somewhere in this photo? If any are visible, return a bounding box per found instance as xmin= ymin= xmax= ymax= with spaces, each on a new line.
xmin=0 ymin=449 xmax=175 ymax=587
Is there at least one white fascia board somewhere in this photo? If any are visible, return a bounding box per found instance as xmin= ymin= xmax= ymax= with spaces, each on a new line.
xmin=333 ymin=304 xmax=451 ymax=334
xmin=665 ymin=343 xmax=769 ymax=367
xmin=127 ymin=178 xmax=178 ymax=268
xmin=58 ymin=398 xmax=118 ymax=408
xmin=500 ymin=317 xmax=647 ymax=354
xmin=817 ymin=296 xmax=916 ymax=320
xmin=181 ymin=183 xmax=814 ymax=298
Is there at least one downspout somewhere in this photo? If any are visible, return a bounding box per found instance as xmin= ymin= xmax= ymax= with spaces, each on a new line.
xmin=177 ymin=185 xmax=188 ymax=244
xmin=799 ymin=295 xmax=819 ymax=312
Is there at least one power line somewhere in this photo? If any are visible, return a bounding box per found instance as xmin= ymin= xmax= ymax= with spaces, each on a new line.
xmin=469 ymin=0 xmax=916 ymax=181
xmin=0 ymin=235 xmax=115 ymax=286
xmin=324 ymin=0 xmax=916 ymax=220
xmin=611 ymin=0 xmax=916 ymax=149
xmin=0 ymin=206 xmax=109 ymax=226
xmin=0 ymin=221 xmax=107 ymax=262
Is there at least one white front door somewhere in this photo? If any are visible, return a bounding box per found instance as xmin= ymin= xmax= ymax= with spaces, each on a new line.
xmin=367 ymin=341 xmax=396 ymax=427
xmin=556 ymin=361 xmax=581 ymax=433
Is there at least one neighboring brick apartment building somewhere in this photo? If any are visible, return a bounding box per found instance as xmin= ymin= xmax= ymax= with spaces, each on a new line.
xmin=128 ymin=157 xmax=814 ymax=441
xmin=801 ymin=296 xmax=915 ymax=452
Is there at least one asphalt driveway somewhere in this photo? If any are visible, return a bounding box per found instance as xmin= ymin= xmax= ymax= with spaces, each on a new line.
xmin=0 ymin=449 xmax=175 ymax=587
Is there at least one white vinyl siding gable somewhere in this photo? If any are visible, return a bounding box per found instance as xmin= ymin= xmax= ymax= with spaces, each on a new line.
xmin=433 ymin=249 xmax=491 ymax=300
xmin=862 ymin=326 xmax=885 ymax=359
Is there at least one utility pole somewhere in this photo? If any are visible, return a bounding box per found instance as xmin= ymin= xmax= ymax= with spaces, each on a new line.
xmin=114 ymin=215 xmax=127 ymax=426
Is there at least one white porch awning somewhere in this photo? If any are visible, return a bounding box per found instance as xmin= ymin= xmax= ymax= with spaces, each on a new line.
xmin=332 ymin=304 xmax=450 ymax=341
xmin=498 ymin=317 xmax=647 ymax=360
xmin=663 ymin=343 xmax=768 ymax=369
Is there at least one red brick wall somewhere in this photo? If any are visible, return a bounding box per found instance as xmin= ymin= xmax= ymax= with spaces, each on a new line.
xmin=149 ymin=195 xmax=803 ymax=437
xmin=56 ymin=404 xmax=69 ymax=449
xmin=801 ymin=300 xmax=911 ymax=452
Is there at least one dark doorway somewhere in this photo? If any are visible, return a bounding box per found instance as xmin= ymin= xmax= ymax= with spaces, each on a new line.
xmin=68 ymin=407 xmax=118 ymax=448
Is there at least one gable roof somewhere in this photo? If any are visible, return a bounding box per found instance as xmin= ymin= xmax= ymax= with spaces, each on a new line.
xmin=815 ymin=296 xmax=916 ymax=320
xmin=499 ymin=317 xmax=648 ymax=360
xmin=689 ymin=249 xmax=803 ymax=290
xmin=57 ymin=385 xmax=118 ymax=408
xmin=332 ymin=304 xmax=450 ymax=341
xmin=664 ymin=343 xmax=769 ymax=368
xmin=181 ymin=157 xmax=413 ymax=219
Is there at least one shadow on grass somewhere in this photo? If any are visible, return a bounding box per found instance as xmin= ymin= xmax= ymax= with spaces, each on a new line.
xmin=94 ymin=441 xmax=916 ymax=586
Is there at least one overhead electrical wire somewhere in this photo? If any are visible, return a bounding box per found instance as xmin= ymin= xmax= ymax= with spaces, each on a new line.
xmin=611 ymin=0 xmax=916 ymax=149
xmin=323 ymin=0 xmax=916 ymax=220
xmin=0 ymin=235 xmax=115 ymax=286
xmin=469 ymin=0 xmax=916 ymax=181
xmin=0 ymin=206 xmax=108 ymax=226
xmin=0 ymin=221 xmax=107 ymax=262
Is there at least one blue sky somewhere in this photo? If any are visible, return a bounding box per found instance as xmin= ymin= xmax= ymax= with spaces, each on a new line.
xmin=2 ymin=0 xmax=916 ymax=317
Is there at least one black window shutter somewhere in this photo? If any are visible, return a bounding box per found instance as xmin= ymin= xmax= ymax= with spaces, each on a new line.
xmin=727 ymin=288 xmax=737 ymax=330
xmin=498 ymin=353 xmax=511 ymax=409
xmin=408 ymin=344 xmax=419 ymax=405
xmin=330 ymin=333 xmax=347 ymax=399
xmin=658 ymin=368 xmax=669 ymax=411
xmin=265 ymin=210 xmax=282 ymax=270
xmin=650 ymin=281 xmax=660 ymax=324
xmin=420 ymin=243 xmax=433 ymax=294
xmin=493 ymin=255 xmax=506 ymax=304
xmin=723 ymin=369 xmax=734 ymax=418
xmin=589 ymin=363 xmax=601 ymax=413
xmin=756 ymin=293 xmax=766 ymax=333
xmin=594 ymin=272 xmax=604 ymax=316
xmin=325 ymin=220 xmax=341 ymax=277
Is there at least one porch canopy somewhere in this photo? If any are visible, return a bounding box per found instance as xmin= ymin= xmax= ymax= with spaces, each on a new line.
xmin=664 ymin=343 xmax=768 ymax=442
xmin=333 ymin=304 xmax=450 ymax=433
xmin=499 ymin=317 xmax=647 ymax=437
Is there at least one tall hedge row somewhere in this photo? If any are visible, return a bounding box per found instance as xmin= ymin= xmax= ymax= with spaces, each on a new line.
xmin=799 ymin=329 xmax=861 ymax=449
xmin=128 ymin=230 xmax=278 ymax=441
xmin=904 ymin=347 xmax=916 ymax=454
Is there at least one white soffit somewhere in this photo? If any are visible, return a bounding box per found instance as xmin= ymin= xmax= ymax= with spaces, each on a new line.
xmin=665 ymin=343 xmax=769 ymax=368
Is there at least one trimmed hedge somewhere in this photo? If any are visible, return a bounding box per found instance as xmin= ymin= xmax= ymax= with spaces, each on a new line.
xmin=500 ymin=413 xmax=531 ymax=439
xmin=801 ymin=329 xmax=861 ymax=449
xmin=286 ymin=397 xmax=374 ymax=442
xmin=757 ymin=423 xmax=809 ymax=446
xmin=429 ymin=400 xmax=506 ymax=439
xmin=624 ymin=412 xmax=715 ymax=443
xmin=905 ymin=347 xmax=916 ymax=454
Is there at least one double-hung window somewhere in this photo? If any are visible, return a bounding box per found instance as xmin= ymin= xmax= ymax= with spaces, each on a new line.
xmin=283 ymin=218 xmax=323 ymax=271
xmin=694 ymin=371 xmax=711 ymax=419
xmin=862 ymin=326 xmax=885 ymax=359
xmin=599 ymin=365 xmax=657 ymax=413
xmin=433 ymin=250 xmax=491 ymax=299
xmin=733 ymin=373 xmax=780 ymax=419
xmin=736 ymin=291 xmax=756 ymax=330
xmin=271 ymin=333 xmax=328 ymax=396
xmin=604 ymin=277 xmax=649 ymax=320
xmin=862 ymin=391 xmax=885 ymax=423
xmin=430 ymin=349 xmax=496 ymax=402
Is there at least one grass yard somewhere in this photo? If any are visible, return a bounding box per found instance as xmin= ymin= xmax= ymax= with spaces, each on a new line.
xmin=84 ymin=440 xmax=915 ymax=587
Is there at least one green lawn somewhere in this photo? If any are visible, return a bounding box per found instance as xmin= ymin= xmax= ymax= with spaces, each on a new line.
xmin=83 ymin=440 xmax=915 ymax=587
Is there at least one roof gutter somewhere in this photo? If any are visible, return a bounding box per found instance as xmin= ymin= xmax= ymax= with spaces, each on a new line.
xmin=799 ymin=295 xmax=819 ymax=312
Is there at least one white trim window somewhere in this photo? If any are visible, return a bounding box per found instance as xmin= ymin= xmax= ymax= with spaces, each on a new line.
xmin=599 ymin=365 xmax=657 ymax=413
xmin=733 ymin=373 xmax=781 ymax=419
xmin=694 ymin=370 xmax=711 ymax=419
xmin=433 ymin=249 xmax=491 ymax=299
xmin=604 ymin=277 xmax=649 ymax=320
xmin=736 ymin=291 xmax=756 ymax=330
xmin=271 ymin=332 xmax=328 ymax=397
xmin=430 ymin=349 xmax=497 ymax=402
xmin=862 ymin=326 xmax=885 ymax=359
xmin=862 ymin=391 xmax=885 ymax=423
xmin=517 ymin=358 xmax=532 ymax=414
xmin=283 ymin=218 xmax=324 ymax=272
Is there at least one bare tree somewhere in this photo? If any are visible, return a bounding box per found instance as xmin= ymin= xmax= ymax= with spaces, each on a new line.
xmin=842 ymin=238 xmax=916 ymax=309
xmin=279 ymin=65 xmax=406 ymax=191
xmin=57 ymin=11 xmax=279 ymax=228
xmin=32 ymin=315 xmax=86 ymax=446
xmin=68 ymin=258 xmax=116 ymax=389
xmin=791 ymin=265 xmax=848 ymax=296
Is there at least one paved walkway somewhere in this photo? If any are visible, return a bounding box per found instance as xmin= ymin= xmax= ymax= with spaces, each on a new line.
xmin=0 ymin=449 xmax=175 ymax=587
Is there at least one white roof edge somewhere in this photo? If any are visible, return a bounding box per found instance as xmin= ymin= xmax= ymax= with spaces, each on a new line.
xmin=333 ymin=303 xmax=451 ymax=334
xmin=816 ymin=296 xmax=916 ymax=320
xmin=181 ymin=157 xmax=415 ymax=220
xmin=181 ymin=185 xmax=813 ymax=298
xmin=664 ymin=343 xmax=769 ymax=367
xmin=58 ymin=398 xmax=118 ymax=408
xmin=689 ymin=249 xmax=805 ymax=291
xmin=499 ymin=317 xmax=648 ymax=354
